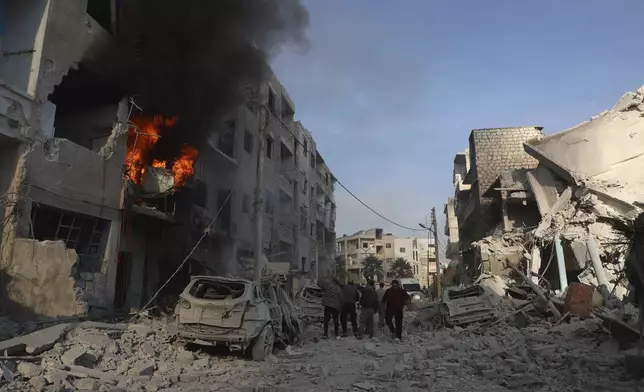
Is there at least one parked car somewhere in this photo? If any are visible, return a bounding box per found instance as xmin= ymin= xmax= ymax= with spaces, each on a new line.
xmin=174 ymin=276 xmax=298 ymax=361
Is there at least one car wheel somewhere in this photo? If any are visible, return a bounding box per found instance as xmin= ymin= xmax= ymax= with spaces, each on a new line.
xmin=251 ymin=324 xmax=274 ymax=361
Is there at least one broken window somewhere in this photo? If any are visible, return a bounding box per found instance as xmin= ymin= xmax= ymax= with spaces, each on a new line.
xmin=268 ymin=88 xmax=277 ymax=113
xmin=265 ymin=136 xmax=273 ymax=159
xmin=218 ymin=120 xmax=236 ymax=158
xmin=193 ymin=180 xmax=207 ymax=208
xmin=264 ymin=190 xmax=273 ymax=214
xmin=30 ymin=204 xmax=106 ymax=255
xmin=244 ymin=130 xmax=253 ymax=154
xmin=362 ymin=242 xmax=369 ymax=248
xmin=189 ymin=279 xmax=246 ymax=300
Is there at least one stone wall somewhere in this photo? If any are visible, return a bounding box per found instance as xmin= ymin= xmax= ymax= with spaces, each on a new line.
xmin=462 ymin=127 xmax=544 ymax=245
xmin=469 ymin=127 xmax=543 ymax=201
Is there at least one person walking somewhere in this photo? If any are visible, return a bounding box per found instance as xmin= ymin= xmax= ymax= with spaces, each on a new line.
xmin=357 ymin=280 xmax=379 ymax=339
xmin=381 ymin=279 xmax=410 ymax=341
xmin=318 ymin=276 xmax=343 ymax=339
xmin=375 ymin=282 xmax=387 ymax=329
xmin=340 ymin=280 xmax=359 ymax=337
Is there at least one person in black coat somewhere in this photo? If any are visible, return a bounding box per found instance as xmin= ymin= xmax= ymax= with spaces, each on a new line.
xmin=357 ymin=280 xmax=379 ymax=339
xmin=381 ymin=279 xmax=410 ymax=341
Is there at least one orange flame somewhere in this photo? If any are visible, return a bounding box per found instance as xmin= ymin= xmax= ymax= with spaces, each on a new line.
xmin=172 ymin=145 xmax=199 ymax=187
xmin=125 ymin=116 xmax=198 ymax=189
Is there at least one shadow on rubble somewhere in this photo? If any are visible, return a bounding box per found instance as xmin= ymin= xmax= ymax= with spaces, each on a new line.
xmin=0 ymin=268 xmax=40 ymax=322
xmin=183 ymin=342 xmax=260 ymax=361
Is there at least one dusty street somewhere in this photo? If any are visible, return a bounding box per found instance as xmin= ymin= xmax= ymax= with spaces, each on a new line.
xmin=0 ymin=306 xmax=641 ymax=392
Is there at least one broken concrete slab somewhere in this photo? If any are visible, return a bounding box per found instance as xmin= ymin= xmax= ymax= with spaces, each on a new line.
xmin=22 ymin=323 xmax=72 ymax=355
xmin=534 ymin=187 xmax=573 ymax=238
xmin=75 ymin=332 xmax=113 ymax=350
xmin=527 ymin=165 xmax=560 ymax=216
xmin=0 ymin=336 xmax=26 ymax=356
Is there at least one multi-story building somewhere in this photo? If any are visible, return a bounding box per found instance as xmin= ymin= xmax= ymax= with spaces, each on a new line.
xmin=452 ymin=127 xmax=543 ymax=277
xmin=0 ymin=2 xmax=335 ymax=318
xmin=336 ymin=229 xmax=435 ymax=285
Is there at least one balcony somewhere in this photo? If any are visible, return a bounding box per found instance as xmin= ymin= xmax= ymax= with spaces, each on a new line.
xmin=277 ymin=175 xmax=294 ymax=200
xmin=277 ymin=220 xmax=294 ymax=244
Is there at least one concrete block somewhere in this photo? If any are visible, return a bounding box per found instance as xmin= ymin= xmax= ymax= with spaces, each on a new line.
xmin=73 ymin=378 xmax=100 ymax=391
xmin=134 ymin=362 xmax=155 ymax=376
xmin=192 ymin=358 xmax=209 ymax=369
xmin=176 ymin=351 xmax=195 ymax=365
xmin=62 ymin=347 xmax=96 ymax=366
xmin=76 ymin=332 xmax=112 ymax=350
xmin=17 ymin=362 xmax=42 ymax=379
xmin=24 ymin=323 xmax=71 ymax=354
xmin=80 ymin=272 xmax=94 ymax=281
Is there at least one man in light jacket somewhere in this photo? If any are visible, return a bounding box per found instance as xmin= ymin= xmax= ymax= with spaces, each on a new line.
xmin=318 ymin=276 xmax=343 ymax=339
xmin=376 ymin=282 xmax=387 ymax=328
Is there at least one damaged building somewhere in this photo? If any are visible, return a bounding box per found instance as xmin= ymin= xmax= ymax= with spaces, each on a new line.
xmin=448 ymin=127 xmax=544 ymax=280
xmin=446 ymin=85 xmax=644 ymax=301
xmin=0 ymin=0 xmax=332 ymax=320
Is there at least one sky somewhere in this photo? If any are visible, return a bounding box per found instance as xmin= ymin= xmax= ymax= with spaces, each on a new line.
xmin=270 ymin=0 xmax=644 ymax=244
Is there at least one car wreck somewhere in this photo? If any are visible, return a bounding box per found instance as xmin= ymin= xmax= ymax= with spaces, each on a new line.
xmin=439 ymin=284 xmax=497 ymax=327
xmin=174 ymin=276 xmax=300 ymax=361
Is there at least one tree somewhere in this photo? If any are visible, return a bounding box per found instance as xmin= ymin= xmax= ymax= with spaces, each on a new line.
xmin=390 ymin=257 xmax=414 ymax=279
xmin=362 ymin=255 xmax=384 ymax=282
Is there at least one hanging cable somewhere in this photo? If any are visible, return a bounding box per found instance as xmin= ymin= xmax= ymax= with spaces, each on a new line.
xmin=132 ymin=190 xmax=233 ymax=318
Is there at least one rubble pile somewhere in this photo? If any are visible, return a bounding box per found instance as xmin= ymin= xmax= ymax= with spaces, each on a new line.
xmin=0 ymin=320 xmax=268 ymax=392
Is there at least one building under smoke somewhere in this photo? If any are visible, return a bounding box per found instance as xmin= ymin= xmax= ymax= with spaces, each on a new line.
xmin=0 ymin=0 xmax=335 ymax=319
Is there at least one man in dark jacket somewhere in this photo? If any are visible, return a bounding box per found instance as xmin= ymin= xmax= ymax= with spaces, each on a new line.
xmin=382 ymin=279 xmax=410 ymax=341
xmin=318 ymin=277 xmax=343 ymax=339
xmin=340 ymin=280 xmax=359 ymax=337
xmin=357 ymin=280 xmax=379 ymax=339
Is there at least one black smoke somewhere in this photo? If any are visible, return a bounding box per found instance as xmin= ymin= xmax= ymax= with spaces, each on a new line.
xmin=106 ymin=0 xmax=309 ymax=148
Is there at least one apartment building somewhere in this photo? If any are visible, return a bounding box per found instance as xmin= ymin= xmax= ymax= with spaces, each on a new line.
xmin=0 ymin=1 xmax=335 ymax=319
xmin=336 ymin=229 xmax=435 ymax=285
xmin=210 ymin=78 xmax=337 ymax=280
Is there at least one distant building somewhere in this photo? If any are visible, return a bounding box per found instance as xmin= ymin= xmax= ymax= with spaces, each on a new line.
xmin=336 ymin=229 xmax=435 ymax=286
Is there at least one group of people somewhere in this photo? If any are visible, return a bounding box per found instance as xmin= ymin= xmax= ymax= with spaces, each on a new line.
xmin=318 ymin=277 xmax=411 ymax=341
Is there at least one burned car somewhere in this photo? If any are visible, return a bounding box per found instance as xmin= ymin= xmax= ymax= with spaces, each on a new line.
xmin=439 ymin=284 xmax=496 ymax=327
xmin=175 ymin=276 xmax=285 ymax=361
xmin=294 ymin=285 xmax=324 ymax=324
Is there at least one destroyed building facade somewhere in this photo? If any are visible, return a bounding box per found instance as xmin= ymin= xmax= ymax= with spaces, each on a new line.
xmin=446 ymin=86 xmax=644 ymax=299
xmin=0 ymin=1 xmax=334 ymax=319
xmin=451 ymin=127 xmax=544 ymax=280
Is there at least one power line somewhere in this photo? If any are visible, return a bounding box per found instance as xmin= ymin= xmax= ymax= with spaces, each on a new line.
xmin=334 ymin=178 xmax=420 ymax=232
xmin=265 ymin=109 xmax=423 ymax=234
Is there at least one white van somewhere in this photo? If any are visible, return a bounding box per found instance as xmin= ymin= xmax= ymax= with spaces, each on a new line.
xmin=398 ymin=278 xmax=422 ymax=301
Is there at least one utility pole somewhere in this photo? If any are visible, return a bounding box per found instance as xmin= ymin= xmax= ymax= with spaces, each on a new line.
xmin=431 ymin=207 xmax=441 ymax=297
xmin=253 ymin=104 xmax=267 ymax=284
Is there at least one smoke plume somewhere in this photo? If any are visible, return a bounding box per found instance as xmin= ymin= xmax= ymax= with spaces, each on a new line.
xmin=110 ymin=0 xmax=309 ymax=147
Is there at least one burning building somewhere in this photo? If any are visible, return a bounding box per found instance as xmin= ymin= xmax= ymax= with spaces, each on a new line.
xmin=0 ymin=0 xmax=336 ymax=319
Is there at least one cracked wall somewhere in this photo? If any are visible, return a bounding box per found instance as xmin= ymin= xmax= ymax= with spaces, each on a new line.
xmin=3 ymin=239 xmax=86 ymax=319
